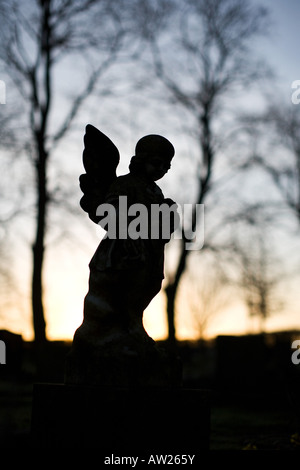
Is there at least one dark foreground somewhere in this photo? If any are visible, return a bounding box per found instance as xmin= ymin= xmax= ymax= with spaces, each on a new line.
xmin=0 ymin=382 xmax=299 ymax=451
xmin=0 ymin=333 xmax=300 ymax=451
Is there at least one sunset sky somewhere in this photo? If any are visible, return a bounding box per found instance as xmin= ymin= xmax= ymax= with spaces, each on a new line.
xmin=1 ymin=0 xmax=300 ymax=342
xmin=45 ymin=0 xmax=300 ymax=342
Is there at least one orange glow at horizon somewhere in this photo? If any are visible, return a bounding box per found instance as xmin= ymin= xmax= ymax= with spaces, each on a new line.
xmin=36 ymin=293 xmax=300 ymax=343
xmin=2 ymin=255 xmax=300 ymax=342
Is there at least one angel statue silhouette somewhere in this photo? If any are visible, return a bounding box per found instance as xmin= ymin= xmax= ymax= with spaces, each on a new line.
xmin=65 ymin=125 xmax=182 ymax=387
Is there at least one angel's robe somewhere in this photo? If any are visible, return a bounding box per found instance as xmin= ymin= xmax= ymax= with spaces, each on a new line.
xmin=89 ymin=171 xmax=170 ymax=282
xmin=65 ymin=170 xmax=180 ymax=387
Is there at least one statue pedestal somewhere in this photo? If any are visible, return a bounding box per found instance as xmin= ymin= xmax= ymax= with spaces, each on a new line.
xmin=31 ymin=384 xmax=210 ymax=451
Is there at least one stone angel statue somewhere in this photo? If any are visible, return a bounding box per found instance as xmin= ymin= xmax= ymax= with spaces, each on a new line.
xmin=65 ymin=125 xmax=181 ymax=387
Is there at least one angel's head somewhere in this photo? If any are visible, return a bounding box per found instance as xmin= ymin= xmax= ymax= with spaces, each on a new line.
xmin=129 ymin=134 xmax=175 ymax=181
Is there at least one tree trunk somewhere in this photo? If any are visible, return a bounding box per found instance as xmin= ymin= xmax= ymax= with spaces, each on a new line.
xmin=165 ymin=239 xmax=189 ymax=345
xmin=165 ymin=108 xmax=213 ymax=343
xmin=32 ymin=147 xmax=47 ymax=344
xmin=31 ymin=0 xmax=51 ymax=345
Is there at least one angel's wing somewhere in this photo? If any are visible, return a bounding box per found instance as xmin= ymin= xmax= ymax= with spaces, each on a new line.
xmin=79 ymin=124 xmax=120 ymax=224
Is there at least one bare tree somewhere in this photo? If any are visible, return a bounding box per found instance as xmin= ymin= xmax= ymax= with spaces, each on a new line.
xmin=0 ymin=105 xmax=25 ymax=322
xmin=230 ymin=227 xmax=285 ymax=332
xmin=249 ymin=103 xmax=300 ymax=223
xmin=0 ymin=0 xmax=129 ymax=344
xmin=184 ymin=255 xmax=231 ymax=341
xmin=144 ymin=0 xmax=270 ymax=343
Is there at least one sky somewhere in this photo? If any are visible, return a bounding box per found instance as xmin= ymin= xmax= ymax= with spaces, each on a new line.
xmin=49 ymin=0 xmax=300 ymax=341
xmin=1 ymin=0 xmax=300 ymax=342
xmin=258 ymin=0 xmax=299 ymax=92
xmin=202 ymin=0 xmax=300 ymax=339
